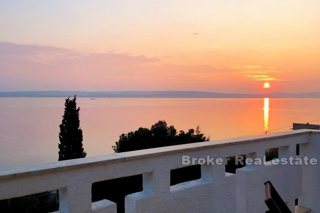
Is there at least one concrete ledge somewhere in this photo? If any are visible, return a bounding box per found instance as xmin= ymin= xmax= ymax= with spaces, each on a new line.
xmin=0 ymin=129 xmax=317 ymax=180
xmin=1 ymin=130 xmax=319 ymax=213
xmin=92 ymin=199 xmax=117 ymax=213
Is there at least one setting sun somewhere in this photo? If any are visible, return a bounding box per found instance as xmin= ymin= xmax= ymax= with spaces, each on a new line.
xmin=264 ymin=82 xmax=271 ymax=89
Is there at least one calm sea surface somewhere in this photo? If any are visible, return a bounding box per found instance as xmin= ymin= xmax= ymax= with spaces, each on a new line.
xmin=1 ymin=98 xmax=320 ymax=170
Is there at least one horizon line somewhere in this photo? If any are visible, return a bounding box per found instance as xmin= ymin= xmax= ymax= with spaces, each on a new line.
xmin=1 ymin=90 xmax=320 ymax=98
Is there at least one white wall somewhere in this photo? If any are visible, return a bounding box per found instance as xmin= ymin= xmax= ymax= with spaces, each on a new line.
xmin=0 ymin=130 xmax=318 ymax=213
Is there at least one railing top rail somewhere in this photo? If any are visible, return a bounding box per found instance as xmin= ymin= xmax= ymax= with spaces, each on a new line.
xmin=0 ymin=129 xmax=318 ymax=180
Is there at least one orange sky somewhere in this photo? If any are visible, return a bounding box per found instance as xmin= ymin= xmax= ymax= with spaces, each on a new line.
xmin=0 ymin=0 xmax=319 ymax=93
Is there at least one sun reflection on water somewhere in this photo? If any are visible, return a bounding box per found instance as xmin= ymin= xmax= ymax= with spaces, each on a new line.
xmin=264 ymin=97 xmax=270 ymax=134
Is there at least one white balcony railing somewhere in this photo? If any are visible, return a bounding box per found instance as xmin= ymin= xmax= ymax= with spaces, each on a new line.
xmin=0 ymin=130 xmax=320 ymax=213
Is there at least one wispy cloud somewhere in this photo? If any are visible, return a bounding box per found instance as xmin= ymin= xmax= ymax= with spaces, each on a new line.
xmin=0 ymin=43 xmax=282 ymax=92
xmin=0 ymin=42 xmax=161 ymax=90
xmin=231 ymin=64 xmax=280 ymax=81
xmin=0 ymin=42 xmax=158 ymax=65
xmin=246 ymin=74 xmax=276 ymax=81
xmin=0 ymin=42 xmax=236 ymax=90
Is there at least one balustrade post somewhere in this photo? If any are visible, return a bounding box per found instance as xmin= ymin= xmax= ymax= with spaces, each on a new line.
xmin=201 ymin=164 xmax=224 ymax=183
xmin=59 ymin=184 xmax=91 ymax=213
xmin=236 ymin=151 xmax=265 ymax=213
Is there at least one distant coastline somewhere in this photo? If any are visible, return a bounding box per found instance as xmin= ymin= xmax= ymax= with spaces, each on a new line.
xmin=1 ymin=91 xmax=320 ymax=98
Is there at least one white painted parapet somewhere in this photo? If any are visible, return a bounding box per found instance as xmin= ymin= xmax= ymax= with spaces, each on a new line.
xmin=0 ymin=130 xmax=319 ymax=213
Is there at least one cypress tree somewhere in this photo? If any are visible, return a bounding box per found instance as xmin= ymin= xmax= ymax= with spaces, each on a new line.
xmin=58 ymin=95 xmax=86 ymax=161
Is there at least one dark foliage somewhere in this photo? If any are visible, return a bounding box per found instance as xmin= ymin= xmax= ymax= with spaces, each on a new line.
xmin=58 ymin=95 xmax=86 ymax=161
xmin=113 ymin=120 xmax=208 ymax=152
xmin=93 ymin=121 xmax=208 ymax=213
xmin=0 ymin=191 xmax=58 ymax=213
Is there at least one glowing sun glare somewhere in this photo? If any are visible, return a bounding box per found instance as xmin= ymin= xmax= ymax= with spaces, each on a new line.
xmin=264 ymin=82 xmax=270 ymax=89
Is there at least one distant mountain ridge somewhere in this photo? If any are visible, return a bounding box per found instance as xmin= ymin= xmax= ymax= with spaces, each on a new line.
xmin=1 ymin=91 xmax=320 ymax=98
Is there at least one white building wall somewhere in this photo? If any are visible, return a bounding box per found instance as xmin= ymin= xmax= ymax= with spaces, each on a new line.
xmin=0 ymin=130 xmax=318 ymax=213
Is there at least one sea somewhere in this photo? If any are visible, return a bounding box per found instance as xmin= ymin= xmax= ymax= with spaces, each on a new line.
xmin=1 ymin=97 xmax=320 ymax=170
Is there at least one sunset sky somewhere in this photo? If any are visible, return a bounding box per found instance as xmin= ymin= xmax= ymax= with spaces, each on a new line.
xmin=0 ymin=0 xmax=319 ymax=93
